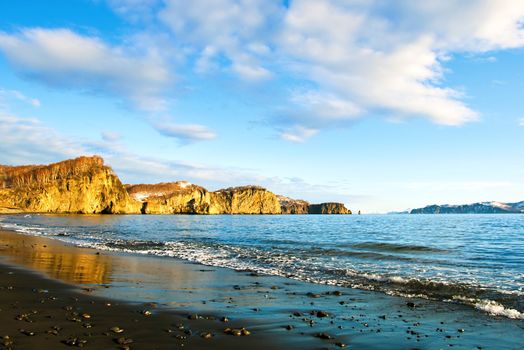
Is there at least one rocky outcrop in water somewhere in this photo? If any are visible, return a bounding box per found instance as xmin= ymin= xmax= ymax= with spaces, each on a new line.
xmin=410 ymin=201 xmax=524 ymax=214
xmin=0 ymin=156 xmax=351 ymax=215
xmin=0 ymin=156 xmax=141 ymax=214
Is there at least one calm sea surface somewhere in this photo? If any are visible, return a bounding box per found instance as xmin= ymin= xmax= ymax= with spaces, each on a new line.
xmin=1 ymin=214 xmax=523 ymax=318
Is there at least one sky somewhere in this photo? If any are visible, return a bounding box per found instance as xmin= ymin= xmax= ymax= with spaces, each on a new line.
xmin=0 ymin=0 xmax=523 ymax=213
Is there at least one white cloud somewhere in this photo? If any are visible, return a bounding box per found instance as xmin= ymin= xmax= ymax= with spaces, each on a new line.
xmin=280 ymin=125 xmax=319 ymax=143
xmin=0 ymin=88 xmax=40 ymax=107
xmin=0 ymin=28 xmax=171 ymax=111
xmin=519 ymin=118 xmax=524 ymax=126
xmin=152 ymin=120 xmax=217 ymax=143
xmin=158 ymin=0 xmax=280 ymax=80
xmin=101 ymin=131 xmax=122 ymax=142
xmin=5 ymin=1 xmax=524 ymax=141
xmin=0 ymin=114 xmax=85 ymax=163
xmin=400 ymin=181 xmax=513 ymax=192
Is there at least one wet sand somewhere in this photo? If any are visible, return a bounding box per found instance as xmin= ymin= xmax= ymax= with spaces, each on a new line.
xmin=1 ymin=228 xmax=523 ymax=349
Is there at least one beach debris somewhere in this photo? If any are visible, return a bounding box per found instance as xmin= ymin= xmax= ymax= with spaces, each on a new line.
xmin=200 ymin=332 xmax=213 ymax=339
xmin=62 ymin=337 xmax=87 ymax=347
xmin=141 ymin=310 xmax=152 ymax=316
xmin=110 ymin=326 xmax=124 ymax=334
xmin=335 ymin=342 xmax=347 ymax=348
xmin=82 ymin=323 xmax=92 ymax=329
xmin=220 ymin=316 xmax=229 ymax=323
xmin=314 ymin=332 xmax=332 ymax=340
xmin=285 ymin=325 xmax=294 ymax=330
xmin=406 ymin=302 xmax=416 ymax=308
xmin=458 ymin=328 xmax=465 ymax=333
xmin=81 ymin=313 xmax=91 ymax=319
xmin=187 ymin=314 xmax=199 ymax=320
xmin=292 ymin=311 xmax=303 ymax=317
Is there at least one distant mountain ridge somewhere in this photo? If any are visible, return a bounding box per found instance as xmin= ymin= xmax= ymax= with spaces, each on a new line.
xmin=410 ymin=201 xmax=524 ymax=214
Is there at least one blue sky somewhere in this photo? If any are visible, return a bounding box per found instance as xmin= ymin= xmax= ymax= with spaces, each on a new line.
xmin=1 ymin=0 xmax=523 ymax=213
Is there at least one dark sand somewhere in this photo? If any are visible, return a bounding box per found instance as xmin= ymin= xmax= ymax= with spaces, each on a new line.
xmin=1 ymin=228 xmax=523 ymax=349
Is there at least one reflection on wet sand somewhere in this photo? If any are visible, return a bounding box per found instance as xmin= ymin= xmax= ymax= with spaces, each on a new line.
xmin=0 ymin=230 xmax=111 ymax=284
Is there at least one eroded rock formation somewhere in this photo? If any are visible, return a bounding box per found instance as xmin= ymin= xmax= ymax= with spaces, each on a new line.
xmin=0 ymin=156 xmax=141 ymax=214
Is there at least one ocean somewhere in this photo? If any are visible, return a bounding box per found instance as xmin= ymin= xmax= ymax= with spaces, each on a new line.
xmin=1 ymin=213 xmax=523 ymax=319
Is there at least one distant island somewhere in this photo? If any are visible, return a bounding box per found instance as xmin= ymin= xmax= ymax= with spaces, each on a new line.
xmin=0 ymin=156 xmax=351 ymax=215
xmin=410 ymin=201 xmax=524 ymax=214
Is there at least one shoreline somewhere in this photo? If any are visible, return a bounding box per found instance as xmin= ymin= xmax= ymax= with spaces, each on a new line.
xmin=1 ymin=227 xmax=524 ymax=349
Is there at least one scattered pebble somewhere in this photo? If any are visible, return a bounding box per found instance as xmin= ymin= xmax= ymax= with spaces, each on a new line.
xmin=111 ymin=326 xmax=124 ymax=334
xmin=314 ymin=332 xmax=332 ymax=340
xmin=62 ymin=337 xmax=87 ymax=347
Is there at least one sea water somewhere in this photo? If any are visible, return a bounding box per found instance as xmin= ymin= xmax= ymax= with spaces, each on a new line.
xmin=1 ymin=214 xmax=523 ymax=319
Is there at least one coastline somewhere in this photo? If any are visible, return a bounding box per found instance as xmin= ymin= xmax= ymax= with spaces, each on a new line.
xmin=1 ymin=227 xmax=523 ymax=349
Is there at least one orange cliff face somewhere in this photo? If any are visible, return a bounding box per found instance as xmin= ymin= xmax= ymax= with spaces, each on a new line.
xmin=0 ymin=156 xmax=142 ymax=214
xmin=0 ymin=156 xmax=349 ymax=215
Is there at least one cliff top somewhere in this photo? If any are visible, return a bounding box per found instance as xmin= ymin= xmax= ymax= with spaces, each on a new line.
xmin=1 ymin=156 xmax=106 ymax=189
xmin=215 ymin=185 xmax=267 ymax=193
xmin=125 ymin=181 xmax=206 ymax=201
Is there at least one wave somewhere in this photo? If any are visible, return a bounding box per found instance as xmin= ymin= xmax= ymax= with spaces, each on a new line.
xmin=2 ymin=222 xmax=523 ymax=320
xmin=350 ymin=242 xmax=449 ymax=253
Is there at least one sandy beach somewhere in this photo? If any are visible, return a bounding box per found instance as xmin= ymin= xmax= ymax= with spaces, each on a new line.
xmin=1 ymin=228 xmax=523 ymax=350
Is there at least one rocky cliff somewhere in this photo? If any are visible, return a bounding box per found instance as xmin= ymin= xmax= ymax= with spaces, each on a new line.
xmin=126 ymin=183 xmax=281 ymax=214
xmin=308 ymin=202 xmax=351 ymax=214
xmin=278 ymin=195 xmax=310 ymax=214
xmin=0 ymin=156 xmax=141 ymax=214
xmin=210 ymin=186 xmax=281 ymax=214
xmin=126 ymin=182 xmax=211 ymax=214
xmin=0 ymin=156 xmax=351 ymax=215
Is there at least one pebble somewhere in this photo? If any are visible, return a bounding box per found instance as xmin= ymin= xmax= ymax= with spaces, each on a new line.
xmin=314 ymin=332 xmax=332 ymax=340
xmin=316 ymin=310 xmax=329 ymax=318
xmin=141 ymin=310 xmax=152 ymax=316
xmin=19 ymin=329 xmax=35 ymax=336
xmin=63 ymin=337 xmax=87 ymax=347
xmin=115 ymin=337 xmax=133 ymax=345
xmin=224 ymin=327 xmax=251 ymax=336
xmin=406 ymin=302 xmax=416 ymax=308
xmin=307 ymin=292 xmax=321 ymax=298
xmin=200 ymin=332 xmax=213 ymax=339
xmin=111 ymin=326 xmax=125 ymax=334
